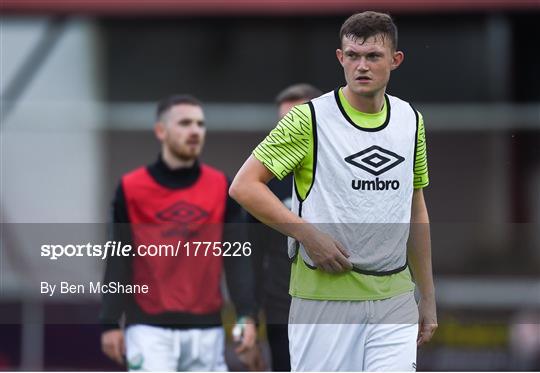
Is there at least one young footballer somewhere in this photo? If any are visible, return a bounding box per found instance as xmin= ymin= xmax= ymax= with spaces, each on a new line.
xmin=100 ymin=95 xmax=257 ymax=371
xmin=231 ymin=12 xmax=437 ymax=371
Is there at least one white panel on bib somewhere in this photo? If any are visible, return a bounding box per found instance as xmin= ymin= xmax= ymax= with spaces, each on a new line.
xmin=289 ymin=90 xmax=417 ymax=274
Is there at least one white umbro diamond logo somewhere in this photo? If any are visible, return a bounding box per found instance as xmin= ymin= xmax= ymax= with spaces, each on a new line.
xmin=344 ymin=145 xmax=405 ymax=176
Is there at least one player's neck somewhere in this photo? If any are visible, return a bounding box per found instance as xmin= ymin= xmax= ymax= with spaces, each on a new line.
xmin=343 ymin=86 xmax=385 ymax=114
xmin=161 ymin=148 xmax=196 ymax=169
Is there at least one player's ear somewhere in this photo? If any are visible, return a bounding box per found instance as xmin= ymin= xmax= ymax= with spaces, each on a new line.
xmin=391 ymin=50 xmax=404 ymax=70
xmin=154 ymin=121 xmax=166 ymax=141
xmin=336 ymin=48 xmax=344 ymax=66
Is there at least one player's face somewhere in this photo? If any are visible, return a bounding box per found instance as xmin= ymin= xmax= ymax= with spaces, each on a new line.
xmin=336 ymin=34 xmax=403 ymax=99
xmin=156 ymin=104 xmax=206 ymax=161
xmin=279 ymin=99 xmax=308 ymax=119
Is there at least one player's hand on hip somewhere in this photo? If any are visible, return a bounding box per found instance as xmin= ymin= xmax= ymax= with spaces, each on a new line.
xmin=301 ymin=229 xmax=352 ymax=273
xmin=101 ymin=329 xmax=125 ymax=365
xmin=417 ymin=296 xmax=438 ymax=346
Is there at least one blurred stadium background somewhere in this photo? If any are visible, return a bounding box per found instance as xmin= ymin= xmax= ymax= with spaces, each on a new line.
xmin=1 ymin=0 xmax=539 ymax=370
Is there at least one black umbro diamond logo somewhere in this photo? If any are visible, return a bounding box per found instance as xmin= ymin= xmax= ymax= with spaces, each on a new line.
xmin=344 ymin=145 xmax=404 ymax=176
xmin=156 ymin=201 xmax=209 ymax=239
xmin=156 ymin=201 xmax=208 ymax=224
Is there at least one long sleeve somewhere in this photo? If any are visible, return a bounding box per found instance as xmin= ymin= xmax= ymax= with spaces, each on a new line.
xmin=223 ymin=179 xmax=257 ymax=319
xmin=246 ymin=212 xmax=266 ymax=312
xmin=99 ymin=182 xmax=133 ymax=330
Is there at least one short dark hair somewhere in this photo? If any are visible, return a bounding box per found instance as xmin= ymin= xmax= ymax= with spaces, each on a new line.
xmin=339 ymin=11 xmax=398 ymax=50
xmin=275 ymin=83 xmax=322 ymax=105
xmin=156 ymin=94 xmax=202 ymax=120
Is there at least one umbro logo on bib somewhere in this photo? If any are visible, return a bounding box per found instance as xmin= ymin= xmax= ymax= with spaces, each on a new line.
xmin=344 ymin=145 xmax=404 ymax=176
xmin=156 ymin=201 xmax=209 ymax=238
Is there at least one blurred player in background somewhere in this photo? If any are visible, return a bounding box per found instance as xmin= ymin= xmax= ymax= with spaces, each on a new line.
xmin=248 ymin=83 xmax=321 ymax=371
xmin=231 ymin=11 xmax=437 ymax=371
xmin=100 ymin=94 xmax=257 ymax=371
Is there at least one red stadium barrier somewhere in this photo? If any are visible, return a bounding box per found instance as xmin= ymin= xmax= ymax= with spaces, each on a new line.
xmin=1 ymin=0 xmax=539 ymax=15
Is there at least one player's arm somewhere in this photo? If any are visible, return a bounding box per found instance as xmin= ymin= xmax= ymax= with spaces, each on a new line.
xmin=99 ymin=183 xmax=130 ymax=365
xmin=222 ymin=187 xmax=258 ymax=353
xmin=230 ymin=106 xmax=351 ymax=273
xmin=231 ymin=156 xmax=303 ymax=231
xmin=408 ymin=189 xmax=437 ymax=345
xmin=407 ymin=111 xmax=437 ymax=345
